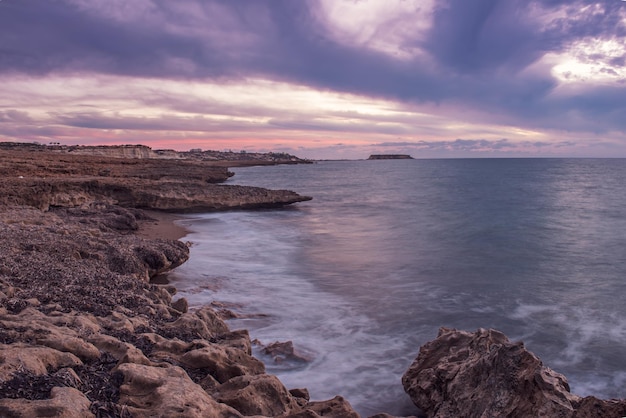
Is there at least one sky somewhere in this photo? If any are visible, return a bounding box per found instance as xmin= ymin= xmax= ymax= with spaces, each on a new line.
xmin=0 ymin=0 xmax=625 ymax=159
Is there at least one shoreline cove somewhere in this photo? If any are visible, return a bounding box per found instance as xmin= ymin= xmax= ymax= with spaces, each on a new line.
xmin=0 ymin=145 xmax=364 ymax=417
xmin=169 ymin=160 xmax=626 ymax=417
xmin=1 ymin=146 xmax=625 ymax=417
xmin=162 ymin=205 xmax=626 ymax=418
xmin=137 ymin=210 xmax=191 ymax=241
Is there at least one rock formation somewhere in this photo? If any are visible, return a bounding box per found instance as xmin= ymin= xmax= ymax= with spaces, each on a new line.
xmin=0 ymin=203 xmax=357 ymax=417
xmin=0 ymin=177 xmax=311 ymax=212
xmin=402 ymin=327 xmax=626 ymax=418
xmin=256 ymin=340 xmax=314 ymax=365
xmin=0 ymin=145 xmax=359 ymax=417
xmin=0 ymin=145 xmax=234 ymax=181
xmin=64 ymin=144 xmax=156 ymax=159
xmin=0 ymin=147 xmax=311 ymax=212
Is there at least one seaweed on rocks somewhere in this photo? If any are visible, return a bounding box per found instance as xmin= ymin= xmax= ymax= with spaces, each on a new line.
xmin=0 ymin=329 xmax=16 ymax=344
xmin=52 ymin=204 xmax=147 ymax=234
xmin=76 ymin=353 xmax=124 ymax=405
xmin=156 ymin=323 xmax=206 ymax=343
xmin=0 ymin=148 xmax=366 ymax=417
xmin=0 ymin=354 xmax=122 ymax=403
xmin=4 ymin=298 xmax=27 ymax=314
xmin=103 ymin=328 xmax=156 ymax=356
xmin=0 ymin=207 xmax=189 ymax=318
xmin=90 ymin=402 xmax=133 ymax=418
xmin=0 ymin=370 xmax=63 ymax=400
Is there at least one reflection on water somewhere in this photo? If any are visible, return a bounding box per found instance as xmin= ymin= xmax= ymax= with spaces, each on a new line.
xmin=169 ymin=159 xmax=626 ymax=416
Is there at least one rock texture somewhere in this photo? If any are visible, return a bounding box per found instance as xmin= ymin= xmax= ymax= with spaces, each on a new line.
xmin=0 ymin=147 xmax=311 ymax=212
xmin=402 ymin=327 xmax=626 ymax=418
xmin=0 ymin=145 xmax=361 ymax=417
xmin=0 ymin=205 xmax=359 ymax=417
xmin=0 ymin=145 xmax=233 ymax=182
xmin=0 ymin=177 xmax=311 ymax=212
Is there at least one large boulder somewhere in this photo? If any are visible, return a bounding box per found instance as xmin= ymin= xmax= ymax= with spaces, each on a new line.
xmin=180 ymin=345 xmax=265 ymax=383
xmin=402 ymin=327 xmax=626 ymax=418
xmin=213 ymin=374 xmax=301 ymax=416
xmin=157 ymin=306 xmax=230 ymax=341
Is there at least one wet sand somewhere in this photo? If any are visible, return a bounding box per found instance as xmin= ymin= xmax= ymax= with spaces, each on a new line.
xmin=138 ymin=210 xmax=190 ymax=241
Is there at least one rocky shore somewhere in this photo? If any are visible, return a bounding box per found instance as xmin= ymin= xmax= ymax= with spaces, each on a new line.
xmin=402 ymin=328 xmax=626 ymax=418
xmin=0 ymin=204 xmax=362 ymax=417
xmin=0 ymin=146 xmax=311 ymax=212
xmin=0 ymin=146 xmax=359 ymax=417
xmin=1 ymin=144 xmax=625 ymax=417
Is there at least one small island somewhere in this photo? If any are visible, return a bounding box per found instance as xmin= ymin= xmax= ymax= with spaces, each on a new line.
xmin=367 ymin=154 xmax=414 ymax=160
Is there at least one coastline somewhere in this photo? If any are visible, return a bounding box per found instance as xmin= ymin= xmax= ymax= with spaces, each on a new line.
xmin=166 ymin=161 xmax=626 ymax=418
xmin=0 ymin=146 xmax=362 ymax=417
xmin=2 ymin=145 xmax=625 ymax=417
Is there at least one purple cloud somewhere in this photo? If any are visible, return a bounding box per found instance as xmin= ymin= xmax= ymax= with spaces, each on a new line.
xmin=0 ymin=0 xmax=625 ymax=157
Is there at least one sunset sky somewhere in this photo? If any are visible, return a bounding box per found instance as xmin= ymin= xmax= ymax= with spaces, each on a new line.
xmin=1 ymin=0 xmax=625 ymax=159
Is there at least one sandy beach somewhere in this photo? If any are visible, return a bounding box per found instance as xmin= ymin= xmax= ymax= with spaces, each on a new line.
xmin=137 ymin=210 xmax=190 ymax=241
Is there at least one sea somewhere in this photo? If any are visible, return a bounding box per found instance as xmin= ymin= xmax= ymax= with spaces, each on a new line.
xmin=168 ymin=159 xmax=626 ymax=417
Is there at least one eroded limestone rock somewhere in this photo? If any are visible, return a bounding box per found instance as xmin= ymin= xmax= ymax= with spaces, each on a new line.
xmin=181 ymin=345 xmax=265 ymax=384
xmin=117 ymin=363 xmax=242 ymax=418
xmin=0 ymin=386 xmax=94 ymax=418
xmin=158 ymin=306 xmax=230 ymax=341
xmin=307 ymin=396 xmax=361 ymax=418
xmin=260 ymin=340 xmax=313 ymax=364
xmin=0 ymin=344 xmax=83 ymax=381
xmin=402 ymin=327 xmax=626 ymax=418
xmin=213 ymin=374 xmax=300 ymax=417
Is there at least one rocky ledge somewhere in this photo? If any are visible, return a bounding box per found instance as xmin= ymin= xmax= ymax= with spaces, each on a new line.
xmin=0 ymin=146 xmax=358 ymax=417
xmin=0 ymin=142 xmax=312 ymax=165
xmin=0 ymin=205 xmax=358 ymax=417
xmin=0 ymin=147 xmax=311 ymax=212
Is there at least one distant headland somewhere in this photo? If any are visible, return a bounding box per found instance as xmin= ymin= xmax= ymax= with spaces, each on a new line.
xmin=0 ymin=142 xmax=312 ymax=166
xmin=367 ymin=154 xmax=414 ymax=160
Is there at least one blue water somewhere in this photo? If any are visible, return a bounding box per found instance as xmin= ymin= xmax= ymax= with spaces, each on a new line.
xmin=168 ymin=159 xmax=626 ymax=416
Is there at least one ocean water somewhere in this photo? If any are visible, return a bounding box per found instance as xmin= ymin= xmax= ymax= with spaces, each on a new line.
xmin=168 ymin=159 xmax=626 ymax=416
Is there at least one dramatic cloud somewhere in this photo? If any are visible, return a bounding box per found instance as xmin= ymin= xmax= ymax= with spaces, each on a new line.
xmin=0 ymin=0 xmax=625 ymax=158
